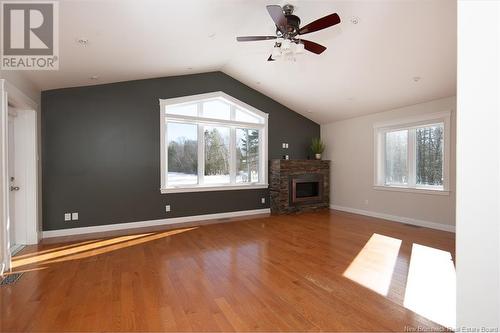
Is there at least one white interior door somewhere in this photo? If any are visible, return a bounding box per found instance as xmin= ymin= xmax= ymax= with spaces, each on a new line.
xmin=8 ymin=111 xmax=23 ymax=254
xmin=8 ymin=114 xmax=15 ymax=251
xmin=0 ymin=80 xmax=39 ymax=275
xmin=0 ymin=81 xmax=11 ymax=274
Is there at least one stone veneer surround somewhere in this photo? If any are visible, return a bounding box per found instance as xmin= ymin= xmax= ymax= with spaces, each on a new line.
xmin=269 ymin=159 xmax=330 ymax=214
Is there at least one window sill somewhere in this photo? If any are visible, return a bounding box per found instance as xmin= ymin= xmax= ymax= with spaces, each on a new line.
xmin=373 ymin=185 xmax=450 ymax=196
xmin=161 ymin=183 xmax=269 ymax=194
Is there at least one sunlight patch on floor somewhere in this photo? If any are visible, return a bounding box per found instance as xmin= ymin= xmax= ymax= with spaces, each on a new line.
xmin=14 ymin=239 xmax=103 ymax=259
xmin=403 ymin=243 xmax=456 ymax=329
xmin=12 ymin=227 xmax=198 ymax=268
xmin=9 ymin=266 xmax=48 ymax=274
xmin=343 ymin=233 xmax=402 ymax=296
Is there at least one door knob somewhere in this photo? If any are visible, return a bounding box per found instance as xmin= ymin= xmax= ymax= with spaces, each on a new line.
xmin=10 ymin=186 xmax=20 ymax=191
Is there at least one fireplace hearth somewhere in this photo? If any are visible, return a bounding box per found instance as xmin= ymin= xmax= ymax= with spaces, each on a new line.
xmin=270 ymin=160 xmax=330 ymax=214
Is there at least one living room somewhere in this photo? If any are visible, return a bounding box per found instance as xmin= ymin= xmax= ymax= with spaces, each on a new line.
xmin=0 ymin=0 xmax=498 ymax=332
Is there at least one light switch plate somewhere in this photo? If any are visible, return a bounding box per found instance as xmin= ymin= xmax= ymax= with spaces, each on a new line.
xmin=64 ymin=213 xmax=71 ymax=221
xmin=72 ymin=212 xmax=79 ymax=220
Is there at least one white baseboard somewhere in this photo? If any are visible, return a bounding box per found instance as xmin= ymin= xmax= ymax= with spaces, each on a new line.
xmin=42 ymin=208 xmax=271 ymax=238
xmin=330 ymin=204 xmax=455 ymax=233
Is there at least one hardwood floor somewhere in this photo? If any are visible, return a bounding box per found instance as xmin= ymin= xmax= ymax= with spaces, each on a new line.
xmin=0 ymin=210 xmax=455 ymax=332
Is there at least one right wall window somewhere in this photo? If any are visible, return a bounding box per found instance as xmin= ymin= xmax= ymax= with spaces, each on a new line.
xmin=374 ymin=111 xmax=451 ymax=194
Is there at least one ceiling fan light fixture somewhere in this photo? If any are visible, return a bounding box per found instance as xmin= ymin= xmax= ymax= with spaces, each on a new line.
xmin=236 ymin=4 xmax=340 ymax=61
xmin=295 ymin=42 xmax=305 ymax=54
xmin=271 ymin=46 xmax=282 ymax=58
xmin=281 ymin=39 xmax=291 ymax=50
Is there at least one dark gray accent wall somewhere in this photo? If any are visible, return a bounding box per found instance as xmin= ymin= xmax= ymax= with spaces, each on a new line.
xmin=42 ymin=71 xmax=319 ymax=231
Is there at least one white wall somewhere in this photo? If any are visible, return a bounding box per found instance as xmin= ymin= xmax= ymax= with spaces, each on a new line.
xmin=456 ymin=0 xmax=500 ymax=329
xmin=321 ymin=96 xmax=456 ymax=231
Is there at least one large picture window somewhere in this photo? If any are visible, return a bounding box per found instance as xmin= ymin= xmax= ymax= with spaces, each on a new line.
xmin=160 ymin=92 xmax=268 ymax=193
xmin=374 ymin=111 xmax=451 ymax=194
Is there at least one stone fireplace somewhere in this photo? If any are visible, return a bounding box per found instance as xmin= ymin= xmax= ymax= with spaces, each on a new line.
xmin=270 ymin=160 xmax=330 ymax=214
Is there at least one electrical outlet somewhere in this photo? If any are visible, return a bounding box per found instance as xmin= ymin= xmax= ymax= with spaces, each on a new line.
xmin=261 ymin=197 xmax=266 ymax=204
xmin=282 ymin=143 xmax=286 ymax=148
xmin=285 ymin=143 xmax=289 ymax=148
xmin=64 ymin=213 xmax=71 ymax=221
xmin=72 ymin=212 xmax=79 ymax=220
xmin=364 ymin=199 xmax=369 ymax=205
xmin=165 ymin=205 xmax=171 ymax=212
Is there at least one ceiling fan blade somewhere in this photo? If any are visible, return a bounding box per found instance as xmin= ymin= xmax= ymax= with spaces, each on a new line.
xmin=266 ymin=5 xmax=287 ymax=33
xmin=236 ymin=36 xmax=277 ymax=42
xmin=267 ymin=55 xmax=275 ymax=61
xmin=299 ymin=13 xmax=341 ymax=35
xmin=300 ymin=39 xmax=327 ymax=54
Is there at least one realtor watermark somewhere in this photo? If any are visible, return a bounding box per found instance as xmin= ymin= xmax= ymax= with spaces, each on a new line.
xmin=404 ymin=326 xmax=453 ymax=332
xmin=404 ymin=326 xmax=499 ymax=332
xmin=1 ymin=1 xmax=59 ymax=70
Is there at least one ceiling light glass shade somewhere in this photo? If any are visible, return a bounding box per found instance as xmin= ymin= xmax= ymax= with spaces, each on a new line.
xmin=281 ymin=39 xmax=291 ymax=50
xmin=295 ymin=43 xmax=305 ymax=54
xmin=271 ymin=46 xmax=282 ymax=58
xmin=271 ymin=39 xmax=305 ymax=62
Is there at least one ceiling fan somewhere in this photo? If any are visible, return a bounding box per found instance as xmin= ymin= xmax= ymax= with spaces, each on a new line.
xmin=236 ymin=4 xmax=341 ymax=61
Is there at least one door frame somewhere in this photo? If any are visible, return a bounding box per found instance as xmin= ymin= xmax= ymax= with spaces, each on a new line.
xmin=0 ymin=79 xmax=39 ymax=274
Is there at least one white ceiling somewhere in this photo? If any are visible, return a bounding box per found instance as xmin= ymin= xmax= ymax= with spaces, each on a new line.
xmin=21 ymin=0 xmax=456 ymax=124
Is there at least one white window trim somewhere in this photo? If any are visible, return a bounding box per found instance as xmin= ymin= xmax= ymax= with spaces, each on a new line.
xmin=159 ymin=91 xmax=269 ymax=194
xmin=373 ymin=111 xmax=451 ymax=195
xmin=373 ymin=185 xmax=450 ymax=195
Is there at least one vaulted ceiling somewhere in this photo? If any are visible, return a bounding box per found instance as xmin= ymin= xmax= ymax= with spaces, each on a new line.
xmin=21 ymin=0 xmax=456 ymax=124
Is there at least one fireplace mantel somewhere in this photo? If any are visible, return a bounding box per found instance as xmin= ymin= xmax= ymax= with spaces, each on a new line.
xmin=269 ymin=159 xmax=330 ymax=214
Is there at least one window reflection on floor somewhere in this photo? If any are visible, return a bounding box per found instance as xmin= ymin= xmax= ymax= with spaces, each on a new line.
xmin=403 ymin=243 xmax=456 ymax=329
xmin=12 ymin=227 xmax=198 ymax=269
xmin=343 ymin=233 xmax=402 ymax=296
xmin=343 ymin=233 xmax=456 ymax=329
